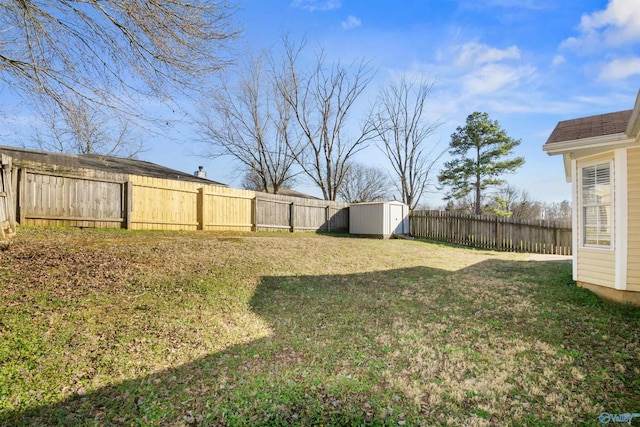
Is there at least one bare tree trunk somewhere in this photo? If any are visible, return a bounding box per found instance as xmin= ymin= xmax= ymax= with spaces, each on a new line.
xmin=201 ymin=51 xmax=302 ymax=193
xmin=370 ymin=77 xmax=442 ymax=210
xmin=475 ymin=145 xmax=482 ymax=215
xmin=273 ymin=37 xmax=376 ymax=201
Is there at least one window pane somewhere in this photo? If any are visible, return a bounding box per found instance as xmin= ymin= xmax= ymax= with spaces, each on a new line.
xmin=581 ymin=163 xmax=612 ymax=248
xmin=582 ymin=166 xmax=596 ymax=186
xmin=584 ymin=206 xmax=598 ymax=224
xmin=596 ymin=166 xmax=611 ymax=184
xmin=582 ymin=186 xmax=596 ymax=205
xmin=584 ymin=225 xmax=599 ymax=245
xmin=596 ymin=183 xmax=610 ymax=202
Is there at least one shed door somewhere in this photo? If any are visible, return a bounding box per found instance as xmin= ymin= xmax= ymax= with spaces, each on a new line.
xmin=390 ymin=204 xmax=404 ymax=234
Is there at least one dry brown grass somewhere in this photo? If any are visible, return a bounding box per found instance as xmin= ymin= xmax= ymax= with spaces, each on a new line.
xmin=1 ymin=227 xmax=639 ymax=426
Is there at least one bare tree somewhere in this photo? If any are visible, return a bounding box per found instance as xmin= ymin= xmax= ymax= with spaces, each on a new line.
xmin=444 ymin=195 xmax=475 ymax=213
xmin=34 ymin=98 xmax=145 ymax=158
xmin=201 ymin=52 xmax=301 ymax=194
xmin=486 ymin=185 xmax=541 ymax=219
xmin=241 ymin=169 xmax=296 ymax=192
xmin=274 ymin=37 xmax=376 ymax=201
xmin=338 ymin=163 xmax=391 ymax=203
xmin=371 ymin=77 xmax=442 ymax=210
xmin=1 ymin=1 xmax=238 ymax=122
xmin=542 ymin=200 xmax=572 ymax=220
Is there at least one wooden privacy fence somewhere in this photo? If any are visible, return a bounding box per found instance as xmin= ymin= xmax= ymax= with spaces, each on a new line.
xmin=255 ymin=193 xmax=348 ymax=232
xmin=19 ymin=170 xmax=125 ymax=228
xmin=128 ymin=176 xmax=255 ymax=231
xmin=15 ymin=170 xmax=349 ymax=233
xmin=410 ymin=210 xmax=572 ymax=255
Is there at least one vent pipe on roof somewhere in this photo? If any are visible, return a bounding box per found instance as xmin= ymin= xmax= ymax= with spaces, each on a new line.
xmin=194 ymin=165 xmax=206 ymax=178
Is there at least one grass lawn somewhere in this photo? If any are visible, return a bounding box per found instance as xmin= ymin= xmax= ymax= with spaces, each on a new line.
xmin=1 ymin=227 xmax=639 ymax=426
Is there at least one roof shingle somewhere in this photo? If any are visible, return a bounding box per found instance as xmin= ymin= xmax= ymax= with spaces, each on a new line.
xmin=545 ymin=109 xmax=632 ymax=145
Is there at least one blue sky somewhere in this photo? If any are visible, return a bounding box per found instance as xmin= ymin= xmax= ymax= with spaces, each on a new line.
xmin=5 ymin=0 xmax=640 ymax=207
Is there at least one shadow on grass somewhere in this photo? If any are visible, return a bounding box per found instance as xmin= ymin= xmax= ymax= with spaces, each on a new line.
xmin=3 ymin=260 xmax=640 ymax=426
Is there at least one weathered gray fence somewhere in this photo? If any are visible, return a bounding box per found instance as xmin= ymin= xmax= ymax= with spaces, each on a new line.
xmin=255 ymin=192 xmax=349 ymax=232
xmin=410 ymin=210 xmax=572 ymax=255
xmin=20 ymin=170 xmax=125 ymax=228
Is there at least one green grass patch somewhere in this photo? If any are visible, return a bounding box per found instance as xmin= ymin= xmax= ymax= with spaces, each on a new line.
xmin=1 ymin=227 xmax=639 ymax=426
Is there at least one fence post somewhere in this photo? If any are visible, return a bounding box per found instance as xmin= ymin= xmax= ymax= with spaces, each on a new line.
xmin=17 ymin=168 xmax=26 ymax=225
xmin=123 ymin=181 xmax=133 ymax=229
xmin=496 ymin=216 xmax=502 ymax=250
xmin=197 ymin=187 xmax=205 ymax=230
xmin=326 ymin=205 xmax=333 ymax=232
xmin=290 ymin=202 xmax=295 ymax=232
xmin=252 ymin=196 xmax=257 ymax=232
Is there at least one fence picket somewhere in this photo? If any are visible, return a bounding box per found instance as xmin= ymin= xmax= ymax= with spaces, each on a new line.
xmin=410 ymin=210 xmax=572 ymax=255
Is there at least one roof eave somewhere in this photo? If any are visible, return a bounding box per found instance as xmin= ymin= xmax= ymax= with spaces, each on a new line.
xmin=543 ymin=132 xmax=635 ymax=156
xmin=626 ymin=89 xmax=640 ymax=137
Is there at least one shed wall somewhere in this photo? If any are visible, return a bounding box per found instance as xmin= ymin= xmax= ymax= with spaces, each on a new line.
xmin=628 ymin=147 xmax=640 ymax=292
xmin=349 ymin=204 xmax=385 ymax=235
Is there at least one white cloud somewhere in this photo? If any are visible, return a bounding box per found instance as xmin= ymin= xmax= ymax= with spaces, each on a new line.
xmin=462 ymin=63 xmax=535 ymax=96
xmin=551 ymin=55 xmax=565 ymax=67
xmin=562 ymin=0 xmax=640 ymax=49
xmin=290 ymin=0 xmax=341 ymax=12
xmin=456 ymin=41 xmax=520 ymax=67
xmin=341 ymin=15 xmax=361 ymax=30
xmin=598 ymin=56 xmax=640 ymax=81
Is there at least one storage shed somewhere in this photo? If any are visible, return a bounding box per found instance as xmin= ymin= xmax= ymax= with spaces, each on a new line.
xmin=349 ymin=201 xmax=409 ymax=238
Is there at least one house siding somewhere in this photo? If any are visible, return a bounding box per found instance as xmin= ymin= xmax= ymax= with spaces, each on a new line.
xmin=576 ymin=153 xmax=616 ymax=289
xmin=577 ymin=248 xmax=616 ymax=287
xmin=627 ymin=147 xmax=640 ymax=292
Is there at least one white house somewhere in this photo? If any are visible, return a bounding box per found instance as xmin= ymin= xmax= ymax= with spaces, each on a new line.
xmin=543 ymin=89 xmax=640 ymax=305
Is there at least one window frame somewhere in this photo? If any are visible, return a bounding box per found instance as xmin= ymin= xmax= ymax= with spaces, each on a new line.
xmin=579 ymin=160 xmax=614 ymax=250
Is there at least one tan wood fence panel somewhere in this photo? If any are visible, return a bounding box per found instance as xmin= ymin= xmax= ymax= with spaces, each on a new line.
xmin=21 ymin=170 xmax=124 ymax=228
xmin=129 ymin=175 xmax=200 ymax=230
xmin=410 ymin=210 xmax=572 ymax=255
xmin=201 ymin=186 xmax=255 ymax=232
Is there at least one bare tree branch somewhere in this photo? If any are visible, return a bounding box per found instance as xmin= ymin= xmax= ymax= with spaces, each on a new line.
xmin=33 ymin=98 xmax=146 ymax=158
xmin=370 ymin=76 xmax=443 ymax=210
xmin=200 ymin=51 xmax=302 ymax=194
xmin=338 ymin=163 xmax=391 ymax=203
xmin=273 ymin=36 xmax=376 ymax=201
xmin=0 ymin=0 xmax=238 ymax=122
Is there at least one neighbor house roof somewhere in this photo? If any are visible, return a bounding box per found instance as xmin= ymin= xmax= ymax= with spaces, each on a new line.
xmin=262 ymin=187 xmax=320 ymax=199
xmin=545 ymin=109 xmax=633 ymax=145
xmin=0 ymin=145 xmax=226 ymax=186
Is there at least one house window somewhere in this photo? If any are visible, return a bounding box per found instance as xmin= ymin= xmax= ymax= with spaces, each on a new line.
xmin=581 ymin=162 xmax=612 ymax=248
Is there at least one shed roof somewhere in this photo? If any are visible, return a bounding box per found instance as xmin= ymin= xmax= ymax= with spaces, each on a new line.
xmin=350 ymin=200 xmax=407 ymax=206
xmin=0 ymin=145 xmax=226 ymax=186
xmin=545 ymin=109 xmax=633 ymax=145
